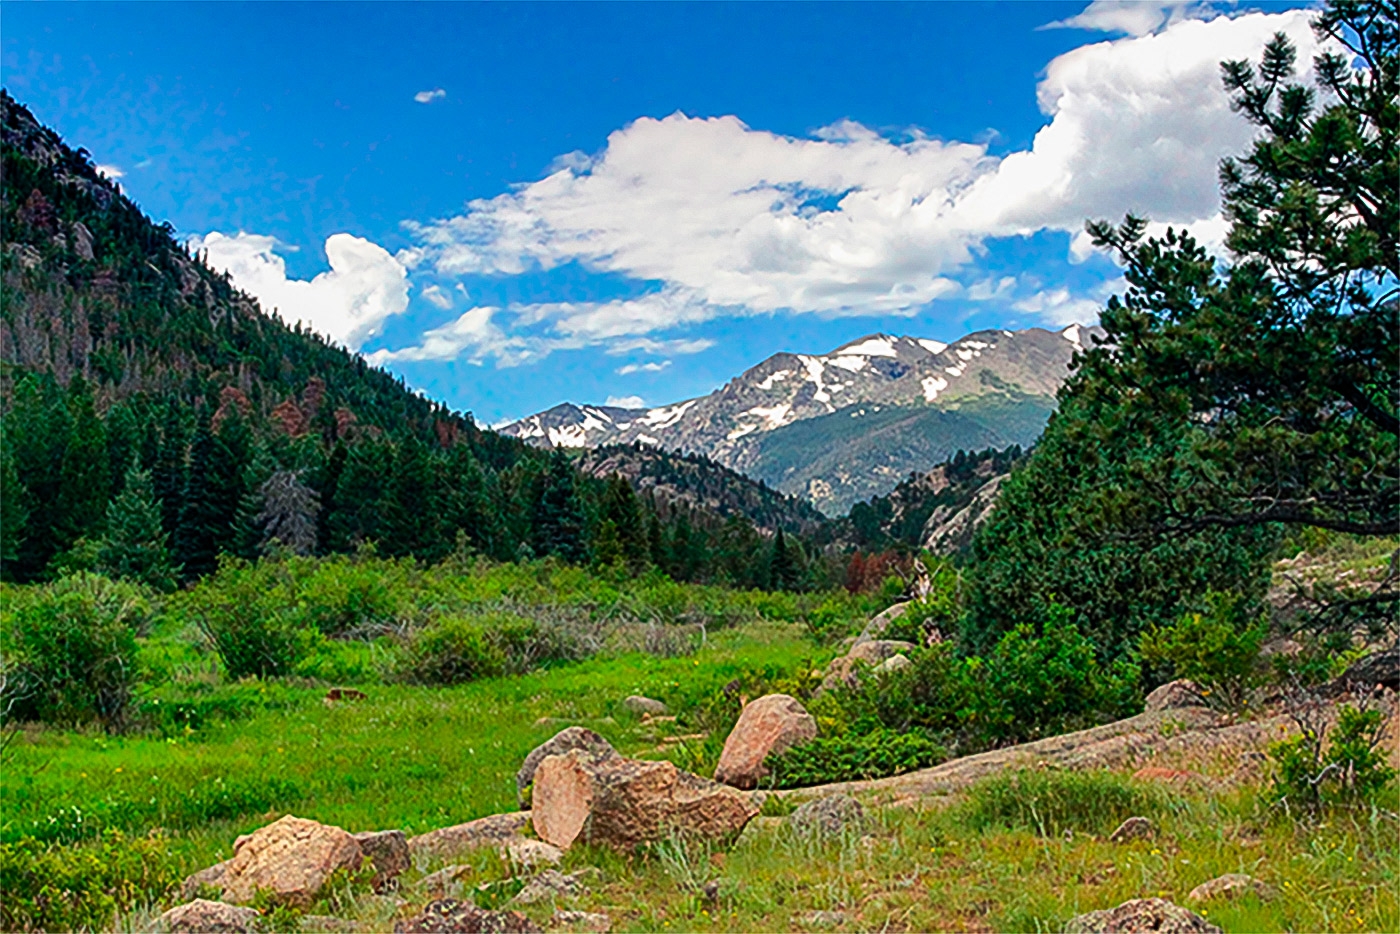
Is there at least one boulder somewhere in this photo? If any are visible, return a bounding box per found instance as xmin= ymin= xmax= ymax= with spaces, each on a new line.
xmin=623 ymin=695 xmax=668 ymax=716
xmin=1108 ymin=816 xmax=1155 ymax=843
xmin=788 ymin=794 xmax=867 ymax=839
xmin=532 ymin=750 xmax=758 ymax=851
xmin=819 ymin=642 xmax=918 ymax=693
xmin=1065 ymin=898 xmax=1220 ymax=933
xmin=714 ymin=694 xmax=818 ymax=789
xmin=218 ymin=814 xmax=365 ymax=908
xmin=160 ymin=899 xmax=260 ymax=933
xmin=409 ymin=813 xmax=532 ymax=859
xmin=854 ymin=603 xmax=909 ymax=645
xmin=353 ymin=829 xmax=410 ymax=890
xmin=1187 ymin=873 xmax=1276 ymax=903
xmin=877 ymin=653 xmax=911 ymax=674
xmin=1145 ymin=680 xmax=1206 ymax=712
xmin=180 ymin=859 xmax=233 ymax=900
xmin=502 ymin=837 xmax=564 ymax=868
xmin=517 ymin=727 xmax=617 ymax=807
xmin=394 ymin=899 xmax=541 ymax=933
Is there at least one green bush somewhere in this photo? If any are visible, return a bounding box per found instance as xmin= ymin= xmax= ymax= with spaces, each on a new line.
xmin=184 ymin=558 xmax=319 ymax=679
xmin=0 ymin=831 xmax=182 ymax=932
xmin=1 ymin=572 xmax=147 ymax=729
xmin=972 ymin=604 xmax=1140 ymax=745
xmin=765 ymin=729 xmax=946 ymax=788
xmin=960 ymin=769 xmax=1166 ymax=837
xmin=1140 ymin=591 xmax=1266 ymax=710
xmin=396 ymin=615 xmax=508 ymax=684
xmin=1271 ymin=705 xmax=1397 ymax=813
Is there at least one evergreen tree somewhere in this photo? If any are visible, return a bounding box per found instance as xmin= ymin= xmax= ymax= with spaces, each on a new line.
xmin=97 ymin=461 xmax=178 ymax=590
xmin=598 ymin=475 xmax=649 ymax=573
xmin=174 ymin=409 xmax=249 ymax=579
xmin=531 ymin=450 xmax=588 ymax=564
xmin=0 ymin=445 xmax=28 ymax=578
xmin=323 ymin=439 xmax=390 ymax=551
xmin=55 ymin=375 xmax=110 ymax=550
xmin=153 ymin=402 xmax=188 ymax=542
xmin=768 ymin=528 xmax=800 ymax=591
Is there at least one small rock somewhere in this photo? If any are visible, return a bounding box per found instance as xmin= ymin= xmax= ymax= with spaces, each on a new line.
xmin=623 ymin=695 xmax=668 ymax=716
xmin=325 ymin=687 xmax=368 ymax=705
xmin=353 ymin=829 xmax=410 ymax=890
xmin=1108 ymin=816 xmax=1155 ymax=843
xmin=793 ymin=910 xmax=849 ymax=928
xmin=409 ymin=813 xmax=532 ymax=859
xmin=159 ymin=899 xmax=260 ymax=933
xmin=416 ymin=864 xmax=473 ymax=898
xmin=513 ymin=868 xmax=587 ymax=905
xmin=714 ymin=694 xmax=818 ymax=790
xmin=501 ymin=837 xmax=564 ymax=868
xmin=518 ymin=727 xmax=618 ymax=808
xmin=1145 ymin=680 xmax=1206 ymax=712
xmin=394 ymin=899 xmax=542 ymax=933
xmin=788 ymin=795 xmax=867 ymax=839
xmin=1187 ymin=873 xmax=1276 ymax=903
xmin=1065 ymin=898 xmax=1220 ymax=933
xmin=551 ymin=910 xmax=611 ymax=932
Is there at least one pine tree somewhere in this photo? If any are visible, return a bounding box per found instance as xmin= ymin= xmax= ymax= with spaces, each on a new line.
xmin=55 ymin=375 xmax=110 ymax=550
xmin=97 ymin=461 xmax=178 ymax=590
xmin=531 ymin=451 xmax=588 ymax=564
xmin=153 ymin=402 xmax=188 ymax=542
xmin=598 ymin=475 xmax=649 ymax=573
xmin=5 ymin=373 xmax=69 ymax=579
xmin=0 ymin=446 xmax=28 ymax=578
xmin=769 ymin=528 xmax=800 ymax=591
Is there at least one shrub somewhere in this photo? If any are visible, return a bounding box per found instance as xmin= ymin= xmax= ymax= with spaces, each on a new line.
xmin=185 ymin=558 xmax=319 ymax=679
xmin=1270 ymin=704 xmax=1397 ymax=813
xmin=960 ymin=769 xmax=1165 ymax=837
xmin=0 ymin=830 xmax=182 ymax=933
xmin=1 ymin=573 xmax=147 ymax=729
xmin=765 ymin=729 xmax=946 ymax=788
xmin=972 ymin=604 xmax=1140 ymax=745
xmin=1140 ymin=591 xmax=1266 ymax=710
xmin=395 ymin=616 xmax=507 ymax=685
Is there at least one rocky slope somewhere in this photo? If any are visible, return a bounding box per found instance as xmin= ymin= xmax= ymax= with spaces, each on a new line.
xmin=502 ymin=326 xmax=1098 ymax=513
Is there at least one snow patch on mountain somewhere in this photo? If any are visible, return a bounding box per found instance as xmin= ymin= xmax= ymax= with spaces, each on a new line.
xmin=837 ymin=336 xmax=898 ymax=357
xmin=917 ymin=339 xmax=948 ymax=355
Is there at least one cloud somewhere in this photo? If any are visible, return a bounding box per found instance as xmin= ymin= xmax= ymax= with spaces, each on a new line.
xmin=192 ymin=231 xmax=409 ymax=350
xmin=365 ymin=306 xmax=529 ymax=365
xmin=1013 ymin=287 xmax=1103 ymax=326
xmin=421 ymin=283 xmax=454 ymax=309
xmin=95 ymin=164 xmax=125 ymax=179
xmin=384 ymin=8 xmax=1327 ymax=364
xmin=604 ymin=395 xmax=647 ymax=408
xmin=1042 ymin=1 xmax=1207 ymax=36
xmin=617 ymin=360 xmax=672 ymax=375
xmin=414 ymin=88 xmax=446 ymax=104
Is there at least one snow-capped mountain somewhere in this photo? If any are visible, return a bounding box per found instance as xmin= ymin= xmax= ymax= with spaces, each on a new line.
xmin=500 ymin=324 xmax=1099 ymax=514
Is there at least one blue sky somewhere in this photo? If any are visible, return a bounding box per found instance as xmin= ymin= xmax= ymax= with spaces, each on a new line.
xmin=3 ymin=1 xmax=1315 ymax=424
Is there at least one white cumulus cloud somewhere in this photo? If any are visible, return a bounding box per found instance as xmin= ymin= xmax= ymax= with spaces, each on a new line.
xmin=1042 ymin=1 xmax=1208 ymax=36
xmin=617 ymin=360 xmax=672 ymax=375
xmin=604 ymin=395 xmax=647 ymax=408
xmin=414 ymin=88 xmax=446 ymax=104
xmin=385 ymin=7 xmax=1329 ymax=356
xmin=192 ymin=231 xmax=410 ymax=350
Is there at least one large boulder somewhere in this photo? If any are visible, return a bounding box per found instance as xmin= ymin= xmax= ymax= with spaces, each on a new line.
xmin=217 ymin=815 xmax=365 ymax=908
xmin=394 ymin=899 xmax=541 ymax=933
xmin=180 ymin=859 xmax=233 ymax=900
xmin=1145 ymin=680 xmax=1206 ymax=712
xmin=1065 ymin=898 xmax=1220 ymax=933
xmin=408 ymin=813 xmax=532 ymax=859
xmin=517 ymin=727 xmax=617 ymax=807
xmin=819 ymin=641 xmax=918 ymax=693
xmin=853 ymin=603 xmax=909 ymax=646
xmin=714 ymin=694 xmax=817 ymax=789
xmin=159 ymin=899 xmax=261 ymax=933
xmin=532 ymin=750 xmax=758 ymax=851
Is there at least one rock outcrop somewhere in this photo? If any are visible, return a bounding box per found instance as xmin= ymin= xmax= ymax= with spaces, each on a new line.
xmin=517 ymin=727 xmax=618 ymax=807
xmin=159 ymin=899 xmax=261 ymax=933
xmin=1065 ymin=898 xmax=1220 ymax=933
xmin=714 ymin=694 xmax=818 ymax=789
xmin=532 ymin=751 xmax=758 ymax=850
xmin=353 ymin=829 xmax=410 ymax=890
xmin=214 ymin=815 xmax=365 ymax=908
xmin=853 ymin=603 xmax=908 ymax=646
xmin=1144 ymin=680 xmax=1207 ymax=712
xmin=408 ymin=813 xmax=532 ymax=859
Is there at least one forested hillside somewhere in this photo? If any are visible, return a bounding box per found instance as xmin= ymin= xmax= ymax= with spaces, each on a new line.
xmin=0 ymin=91 xmax=838 ymax=591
